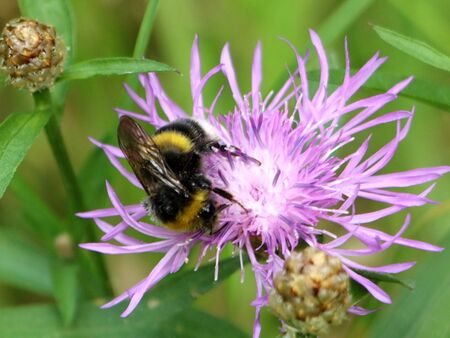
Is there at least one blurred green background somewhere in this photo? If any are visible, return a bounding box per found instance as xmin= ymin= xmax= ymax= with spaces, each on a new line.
xmin=0 ymin=0 xmax=449 ymax=337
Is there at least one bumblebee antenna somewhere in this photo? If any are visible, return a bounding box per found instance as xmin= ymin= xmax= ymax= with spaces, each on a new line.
xmin=209 ymin=142 xmax=261 ymax=166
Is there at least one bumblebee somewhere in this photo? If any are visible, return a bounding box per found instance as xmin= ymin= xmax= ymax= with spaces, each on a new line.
xmin=118 ymin=116 xmax=246 ymax=233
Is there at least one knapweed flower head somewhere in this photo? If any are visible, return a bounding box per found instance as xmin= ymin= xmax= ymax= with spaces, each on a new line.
xmin=79 ymin=31 xmax=449 ymax=337
xmin=269 ymin=247 xmax=351 ymax=336
xmin=0 ymin=17 xmax=66 ymax=92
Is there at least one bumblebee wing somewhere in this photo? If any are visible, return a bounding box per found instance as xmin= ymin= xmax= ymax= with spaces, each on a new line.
xmin=118 ymin=116 xmax=188 ymax=196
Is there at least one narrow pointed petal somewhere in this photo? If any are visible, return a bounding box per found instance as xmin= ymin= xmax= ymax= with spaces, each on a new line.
xmin=190 ymin=35 xmax=203 ymax=118
xmin=341 ymin=257 xmax=416 ymax=273
xmin=76 ymin=204 xmax=142 ymax=218
xmin=80 ymin=239 xmax=176 ymax=254
xmin=345 ymin=267 xmax=392 ymax=304
xmin=310 ymin=29 xmax=328 ymax=106
xmin=221 ymin=43 xmax=244 ymax=112
xmin=251 ymin=42 xmax=262 ymax=113
xmin=348 ymin=306 xmax=379 ymax=315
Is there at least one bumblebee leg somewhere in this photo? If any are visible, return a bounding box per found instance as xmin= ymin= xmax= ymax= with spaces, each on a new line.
xmin=215 ymin=203 xmax=230 ymax=214
xmin=191 ymin=173 xmax=212 ymax=190
xmin=209 ymin=205 xmax=231 ymax=234
xmin=198 ymin=200 xmax=218 ymax=234
xmin=203 ymin=140 xmax=256 ymax=165
xmin=207 ymin=141 xmax=261 ymax=166
xmin=212 ymin=187 xmax=248 ymax=212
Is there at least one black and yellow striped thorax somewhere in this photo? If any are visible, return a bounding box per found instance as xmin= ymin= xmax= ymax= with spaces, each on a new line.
xmin=150 ymin=119 xmax=216 ymax=231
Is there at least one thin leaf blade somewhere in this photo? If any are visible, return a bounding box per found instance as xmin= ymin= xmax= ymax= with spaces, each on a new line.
xmin=373 ymin=25 xmax=450 ymax=72
xmin=158 ymin=309 xmax=249 ymax=338
xmin=0 ymin=257 xmax=240 ymax=337
xmin=0 ymin=111 xmax=50 ymax=198
xmin=52 ymin=262 xmax=80 ymax=326
xmin=368 ymin=239 xmax=450 ymax=338
xmin=0 ymin=228 xmax=53 ymax=296
xmin=10 ymin=175 xmax=66 ymax=248
xmin=133 ymin=0 xmax=160 ymax=58
xmin=59 ymin=58 xmax=176 ymax=82
xmin=317 ymin=0 xmax=376 ymax=46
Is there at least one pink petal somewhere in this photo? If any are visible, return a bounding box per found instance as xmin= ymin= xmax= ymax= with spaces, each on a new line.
xmin=88 ymin=137 xmax=124 ymax=158
xmin=341 ymin=257 xmax=416 ymax=273
xmin=93 ymin=218 xmax=142 ymax=245
xmin=76 ymin=204 xmax=142 ymax=218
xmin=80 ymin=239 xmax=177 ymax=254
xmin=348 ymin=305 xmax=379 ymax=315
xmin=344 ymin=267 xmax=392 ymax=304
xmin=190 ymin=35 xmax=204 ymax=118
xmin=310 ymin=30 xmax=328 ymax=106
xmin=220 ymin=43 xmax=244 ymax=112
xmin=251 ymin=41 xmax=262 ymax=113
xmin=148 ymin=73 xmax=187 ymax=121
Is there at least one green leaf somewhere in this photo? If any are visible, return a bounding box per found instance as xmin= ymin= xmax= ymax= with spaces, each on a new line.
xmin=0 ymin=304 xmax=249 ymax=338
xmin=133 ymin=0 xmax=160 ymax=58
xmin=0 ymin=111 xmax=50 ymax=198
xmin=147 ymin=256 xmax=240 ymax=315
xmin=316 ymin=0 xmax=376 ymax=46
xmin=0 ymin=257 xmax=240 ymax=337
xmin=52 ymin=262 xmax=80 ymax=326
xmin=368 ymin=240 xmax=450 ymax=338
xmin=0 ymin=228 xmax=53 ymax=296
xmin=279 ymin=326 xmax=317 ymax=338
xmin=308 ymin=69 xmax=450 ymax=110
xmin=59 ymin=58 xmax=177 ymax=82
xmin=350 ymin=279 xmax=370 ymax=304
xmin=158 ymin=308 xmax=249 ymax=338
xmin=10 ymin=175 xmax=66 ymax=248
xmin=353 ymin=269 xmax=414 ymax=291
xmin=373 ymin=25 xmax=450 ymax=72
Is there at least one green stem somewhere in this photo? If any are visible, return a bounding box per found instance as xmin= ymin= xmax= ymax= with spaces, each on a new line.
xmin=119 ymin=0 xmax=160 ymax=111
xmin=34 ymin=90 xmax=84 ymax=218
xmin=282 ymin=330 xmax=316 ymax=338
xmin=33 ymin=88 xmax=111 ymax=297
xmin=280 ymin=323 xmax=317 ymax=338
xmin=133 ymin=0 xmax=160 ymax=58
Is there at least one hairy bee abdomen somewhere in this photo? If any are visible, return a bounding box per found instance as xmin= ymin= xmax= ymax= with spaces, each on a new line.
xmin=151 ymin=187 xmax=214 ymax=231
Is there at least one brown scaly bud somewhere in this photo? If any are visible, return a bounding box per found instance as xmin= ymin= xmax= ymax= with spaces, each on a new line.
xmin=0 ymin=17 xmax=66 ymax=92
xmin=54 ymin=232 xmax=75 ymax=260
xmin=269 ymin=247 xmax=351 ymax=336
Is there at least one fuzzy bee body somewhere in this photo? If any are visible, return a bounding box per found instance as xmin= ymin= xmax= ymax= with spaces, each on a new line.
xmin=118 ymin=116 xmax=225 ymax=232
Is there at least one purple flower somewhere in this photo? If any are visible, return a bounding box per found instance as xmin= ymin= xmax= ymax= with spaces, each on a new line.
xmin=78 ymin=31 xmax=449 ymax=337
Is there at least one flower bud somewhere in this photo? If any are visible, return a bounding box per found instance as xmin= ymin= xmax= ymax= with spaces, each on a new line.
xmin=269 ymin=247 xmax=351 ymax=336
xmin=0 ymin=17 xmax=66 ymax=92
xmin=55 ymin=232 xmax=75 ymax=260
